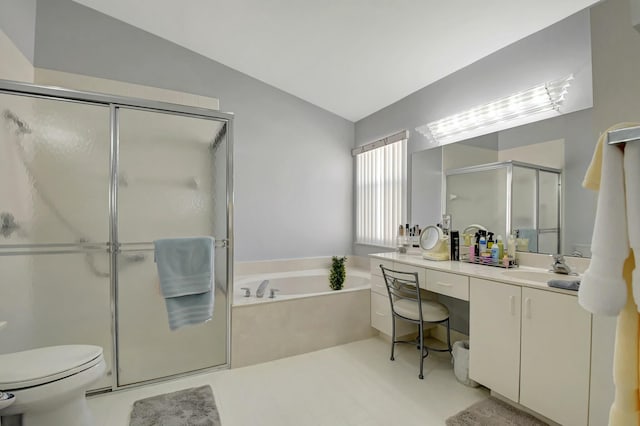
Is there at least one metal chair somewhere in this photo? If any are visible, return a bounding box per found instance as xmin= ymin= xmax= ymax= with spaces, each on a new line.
xmin=380 ymin=265 xmax=452 ymax=379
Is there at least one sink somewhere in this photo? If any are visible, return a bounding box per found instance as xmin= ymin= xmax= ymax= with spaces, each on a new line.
xmin=501 ymin=270 xmax=578 ymax=283
xmin=0 ymin=392 xmax=16 ymax=411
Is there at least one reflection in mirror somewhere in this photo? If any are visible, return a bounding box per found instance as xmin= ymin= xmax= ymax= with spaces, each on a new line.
xmin=445 ymin=161 xmax=561 ymax=255
xmin=411 ymin=109 xmax=595 ymax=258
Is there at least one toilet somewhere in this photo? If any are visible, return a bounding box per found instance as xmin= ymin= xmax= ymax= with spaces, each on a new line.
xmin=0 ymin=345 xmax=105 ymax=426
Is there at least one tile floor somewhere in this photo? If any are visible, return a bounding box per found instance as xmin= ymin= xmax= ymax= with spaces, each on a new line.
xmin=89 ymin=336 xmax=488 ymax=425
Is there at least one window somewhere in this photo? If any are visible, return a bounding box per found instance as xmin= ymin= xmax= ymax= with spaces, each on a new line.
xmin=354 ymin=132 xmax=407 ymax=246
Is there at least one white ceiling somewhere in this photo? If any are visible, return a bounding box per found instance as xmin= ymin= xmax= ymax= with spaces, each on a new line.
xmin=73 ymin=0 xmax=598 ymax=122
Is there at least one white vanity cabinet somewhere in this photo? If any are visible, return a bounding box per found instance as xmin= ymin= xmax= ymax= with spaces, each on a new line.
xmin=469 ymin=278 xmax=522 ymax=402
xmin=469 ymin=277 xmax=591 ymax=426
xmin=520 ymin=287 xmax=591 ymax=426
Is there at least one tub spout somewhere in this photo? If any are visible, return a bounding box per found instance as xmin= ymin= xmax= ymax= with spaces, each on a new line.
xmin=256 ymin=280 xmax=269 ymax=298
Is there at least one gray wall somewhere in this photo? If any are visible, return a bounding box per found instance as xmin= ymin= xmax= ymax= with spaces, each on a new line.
xmin=355 ymin=9 xmax=592 ymax=152
xmin=32 ymin=0 xmax=354 ymax=262
xmin=0 ymin=0 xmax=36 ymax=62
xmin=354 ymin=8 xmax=594 ymax=254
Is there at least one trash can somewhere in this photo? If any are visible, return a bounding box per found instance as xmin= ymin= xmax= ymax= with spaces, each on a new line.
xmin=452 ymin=340 xmax=479 ymax=387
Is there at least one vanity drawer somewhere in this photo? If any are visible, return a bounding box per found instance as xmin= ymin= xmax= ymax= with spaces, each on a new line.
xmin=370 ymin=274 xmax=388 ymax=296
xmin=425 ymin=270 xmax=469 ymax=301
xmin=370 ymin=259 xmax=394 ymax=276
xmin=392 ymin=263 xmax=426 ymax=284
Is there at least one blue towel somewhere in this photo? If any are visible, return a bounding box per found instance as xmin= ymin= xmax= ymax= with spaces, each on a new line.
xmin=154 ymin=237 xmax=214 ymax=330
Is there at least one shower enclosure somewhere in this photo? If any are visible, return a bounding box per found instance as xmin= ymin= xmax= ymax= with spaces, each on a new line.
xmin=0 ymin=80 xmax=233 ymax=391
xmin=445 ymin=161 xmax=561 ymax=254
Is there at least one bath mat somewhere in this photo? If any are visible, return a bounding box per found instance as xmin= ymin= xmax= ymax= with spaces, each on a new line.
xmin=129 ymin=385 xmax=221 ymax=426
xmin=446 ymin=397 xmax=548 ymax=426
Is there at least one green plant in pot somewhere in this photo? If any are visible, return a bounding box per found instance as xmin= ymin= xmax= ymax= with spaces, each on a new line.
xmin=329 ymin=256 xmax=347 ymax=290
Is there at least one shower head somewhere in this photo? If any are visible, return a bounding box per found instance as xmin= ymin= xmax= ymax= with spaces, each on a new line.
xmin=3 ymin=109 xmax=32 ymax=135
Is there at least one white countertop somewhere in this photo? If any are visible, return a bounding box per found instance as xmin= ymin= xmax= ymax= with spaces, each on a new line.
xmin=370 ymin=252 xmax=581 ymax=296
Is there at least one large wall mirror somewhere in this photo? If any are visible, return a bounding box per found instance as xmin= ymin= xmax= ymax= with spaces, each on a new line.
xmin=411 ymin=108 xmax=596 ymax=257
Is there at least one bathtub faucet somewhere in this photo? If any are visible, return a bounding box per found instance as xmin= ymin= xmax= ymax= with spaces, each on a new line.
xmin=256 ymin=280 xmax=269 ymax=298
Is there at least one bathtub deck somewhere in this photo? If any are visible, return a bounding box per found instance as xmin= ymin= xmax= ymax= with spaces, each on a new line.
xmin=89 ymin=335 xmax=488 ymax=425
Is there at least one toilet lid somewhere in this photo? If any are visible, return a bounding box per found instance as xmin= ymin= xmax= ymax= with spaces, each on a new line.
xmin=0 ymin=345 xmax=103 ymax=390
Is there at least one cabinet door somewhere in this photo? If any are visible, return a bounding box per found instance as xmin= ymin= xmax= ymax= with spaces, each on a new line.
xmin=520 ymin=288 xmax=591 ymax=426
xmin=469 ymin=278 xmax=521 ymax=402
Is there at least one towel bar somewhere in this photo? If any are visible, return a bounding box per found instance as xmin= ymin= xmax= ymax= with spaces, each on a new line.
xmin=608 ymin=126 xmax=640 ymax=145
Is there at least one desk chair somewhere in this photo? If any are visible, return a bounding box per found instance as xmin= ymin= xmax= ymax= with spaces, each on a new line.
xmin=380 ymin=265 xmax=452 ymax=379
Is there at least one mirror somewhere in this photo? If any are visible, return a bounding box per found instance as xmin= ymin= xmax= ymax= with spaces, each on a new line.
xmin=411 ymin=108 xmax=595 ymax=257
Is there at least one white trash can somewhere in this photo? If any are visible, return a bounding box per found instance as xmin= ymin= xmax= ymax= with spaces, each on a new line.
xmin=452 ymin=340 xmax=479 ymax=387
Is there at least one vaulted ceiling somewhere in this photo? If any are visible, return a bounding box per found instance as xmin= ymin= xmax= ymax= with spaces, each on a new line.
xmin=73 ymin=0 xmax=599 ymax=121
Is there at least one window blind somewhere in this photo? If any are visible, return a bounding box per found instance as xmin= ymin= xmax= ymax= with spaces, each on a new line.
xmin=355 ymin=137 xmax=407 ymax=246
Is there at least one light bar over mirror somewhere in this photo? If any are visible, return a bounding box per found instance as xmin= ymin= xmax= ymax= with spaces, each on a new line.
xmin=416 ymin=74 xmax=574 ymax=145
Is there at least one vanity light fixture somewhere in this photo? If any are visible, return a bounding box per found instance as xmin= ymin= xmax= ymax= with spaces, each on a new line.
xmin=416 ymin=74 xmax=573 ymax=144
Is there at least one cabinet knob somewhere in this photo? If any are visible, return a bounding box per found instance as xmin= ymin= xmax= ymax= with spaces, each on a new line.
xmin=509 ymin=295 xmax=515 ymax=315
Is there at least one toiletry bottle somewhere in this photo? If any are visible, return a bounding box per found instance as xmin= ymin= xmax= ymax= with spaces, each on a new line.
xmin=491 ymin=241 xmax=500 ymax=263
xmin=479 ymin=234 xmax=487 ymax=253
xmin=507 ymin=233 xmax=516 ymax=259
xmin=496 ymin=235 xmax=504 ymax=259
xmin=474 ymin=232 xmax=480 ymax=256
xmin=451 ymin=231 xmax=460 ymax=261
xmin=487 ymin=232 xmax=494 ymax=249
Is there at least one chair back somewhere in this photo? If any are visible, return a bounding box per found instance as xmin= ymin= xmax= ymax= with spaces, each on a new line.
xmin=380 ymin=265 xmax=423 ymax=320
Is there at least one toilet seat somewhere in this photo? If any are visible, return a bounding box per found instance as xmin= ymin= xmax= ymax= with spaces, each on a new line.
xmin=0 ymin=345 xmax=103 ymax=390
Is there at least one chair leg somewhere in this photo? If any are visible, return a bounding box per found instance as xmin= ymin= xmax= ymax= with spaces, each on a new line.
xmin=390 ymin=316 xmax=396 ymax=361
xmin=446 ymin=318 xmax=452 ymax=353
xmin=418 ymin=322 xmax=424 ymax=380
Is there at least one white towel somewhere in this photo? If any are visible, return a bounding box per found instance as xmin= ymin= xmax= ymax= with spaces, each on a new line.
xmin=625 ymin=142 xmax=640 ymax=308
xmin=579 ymin=139 xmax=629 ymax=316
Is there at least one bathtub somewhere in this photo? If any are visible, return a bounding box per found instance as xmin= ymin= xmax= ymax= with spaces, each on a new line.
xmin=231 ymin=258 xmax=375 ymax=367
xmin=233 ymin=269 xmax=370 ymax=304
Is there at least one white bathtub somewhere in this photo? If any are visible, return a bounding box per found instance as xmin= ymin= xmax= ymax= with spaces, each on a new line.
xmin=234 ymin=269 xmax=370 ymax=305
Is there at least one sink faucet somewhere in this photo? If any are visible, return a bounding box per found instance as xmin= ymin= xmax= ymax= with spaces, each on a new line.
xmin=256 ymin=280 xmax=269 ymax=298
xmin=550 ymin=254 xmax=572 ymax=275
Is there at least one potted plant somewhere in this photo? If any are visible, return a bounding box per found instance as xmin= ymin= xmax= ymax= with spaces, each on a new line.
xmin=329 ymin=256 xmax=347 ymax=290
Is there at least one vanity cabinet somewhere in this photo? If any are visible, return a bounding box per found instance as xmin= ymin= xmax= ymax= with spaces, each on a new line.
xmin=520 ymin=287 xmax=591 ymax=426
xmin=469 ymin=278 xmax=522 ymax=402
xmin=469 ymin=277 xmax=591 ymax=426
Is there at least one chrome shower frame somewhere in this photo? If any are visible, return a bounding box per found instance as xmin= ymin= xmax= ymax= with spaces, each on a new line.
xmin=0 ymin=79 xmax=234 ymax=393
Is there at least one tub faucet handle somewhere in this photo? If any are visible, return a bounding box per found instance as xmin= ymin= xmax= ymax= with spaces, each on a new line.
xmin=269 ymin=288 xmax=280 ymax=299
xmin=240 ymin=287 xmax=251 ymax=297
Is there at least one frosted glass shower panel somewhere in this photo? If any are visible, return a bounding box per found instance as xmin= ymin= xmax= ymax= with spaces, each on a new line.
xmin=118 ymin=109 xmax=225 ymax=241
xmin=446 ymin=167 xmax=507 ymax=236
xmin=0 ymin=93 xmax=110 ymax=244
xmin=0 ymin=252 xmax=113 ymax=391
xmin=116 ymin=108 xmax=229 ymax=386
xmin=512 ymin=166 xmax=536 ymax=231
xmin=539 ymin=171 xmax=560 ymax=230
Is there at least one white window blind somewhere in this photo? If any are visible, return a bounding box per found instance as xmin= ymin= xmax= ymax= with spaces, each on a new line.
xmin=355 ymin=136 xmax=407 ymax=246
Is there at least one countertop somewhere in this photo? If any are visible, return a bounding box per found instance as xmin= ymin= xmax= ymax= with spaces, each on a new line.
xmin=369 ymin=252 xmax=581 ymax=296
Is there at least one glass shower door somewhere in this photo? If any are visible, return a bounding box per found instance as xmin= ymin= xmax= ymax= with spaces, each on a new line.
xmin=0 ymin=92 xmax=113 ymax=391
xmin=115 ymin=107 xmax=229 ymax=386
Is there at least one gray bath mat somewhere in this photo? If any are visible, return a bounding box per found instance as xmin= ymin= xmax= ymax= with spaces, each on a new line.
xmin=446 ymin=397 xmax=548 ymax=426
xmin=129 ymin=385 xmax=221 ymax=426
